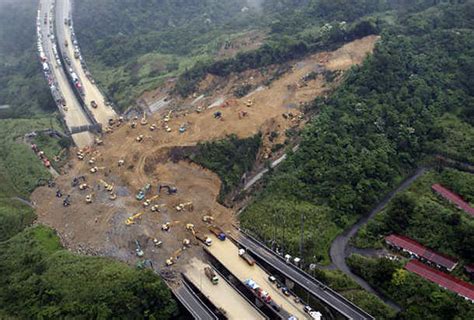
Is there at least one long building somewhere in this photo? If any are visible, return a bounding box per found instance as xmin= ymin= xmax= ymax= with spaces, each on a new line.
xmin=432 ymin=184 xmax=474 ymax=217
xmin=405 ymin=260 xmax=474 ymax=303
xmin=385 ymin=234 xmax=458 ymax=272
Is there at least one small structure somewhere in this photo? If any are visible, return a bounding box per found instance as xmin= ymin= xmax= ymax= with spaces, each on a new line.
xmin=385 ymin=234 xmax=458 ymax=272
xmin=432 ymin=184 xmax=474 ymax=217
xmin=405 ymin=260 xmax=474 ymax=303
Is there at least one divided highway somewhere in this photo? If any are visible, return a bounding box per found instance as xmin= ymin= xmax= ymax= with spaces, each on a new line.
xmin=38 ymin=0 xmax=93 ymax=147
xmin=56 ymin=0 xmax=117 ymax=125
xmin=236 ymin=233 xmax=375 ymax=320
xmin=173 ymin=281 xmax=218 ymax=320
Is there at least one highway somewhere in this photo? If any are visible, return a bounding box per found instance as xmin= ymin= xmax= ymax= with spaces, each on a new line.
xmin=172 ymin=281 xmax=218 ymax=320
xmin=38 ymin=0 xmax=93 ymax=148
xmin=236 ymin=233 xmax=374 ymax=320
xmin=184 ymin=258 xmax=265 ymax=320
xmin=56 ymin=0 xmax=117 ymax=125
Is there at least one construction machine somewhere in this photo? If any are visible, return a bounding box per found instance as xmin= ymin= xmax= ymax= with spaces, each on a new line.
xmin=153 ymin=238 xmax=163 ymax=247
xmin=125 ymin=212 xmax=144 ymax=225
xmin=85 ymin=193 xmax=94 ymax=204
xmin=99 ymin=179 xmax=114 ymax=192
xmin=149 ymin=124 xmax=157 ymax=131
xmin=63 ymin=195 xmax=71 ymax=207
xmin=79 ymin=183 xmax=89 ymax=190
xmin=90 ymin=166 xmax=105 ymax=174
xmin=165 ymin=248 xmax=183 ymax=266
xmin=140 ymin=113 xmax=148 ymax=126
xmin=117 ymin=159 xmax=125 ymax=167
xmin=136 ymin=134 xmax=144 ymax=142
xmin=161 ymin=220 xmax=180 ymax=232
xmin=246 ymin=99 xmax=253 ymax=107
xmin=143 ymin=195 xmax=159 ymax=207
xmin=151 ymin=204 xmax=165 ymax=212
xmin=202 ymin=215 xmax=214 ymax=223
xmin=164 ymin=110 xmax=172 ymax=123
xmin=72 ymin=176 xmax=86 ymax=187
xmin=109 ymin=193 xmax=117 ymax=200
xmin=135 ymin=240 xmax=144 ymax=257
xmin=159 ymin=184 xmax=177 ymax=195
xmin=136 ymin=184 xmax=151 ymax=200
xmin=176 ymin=201 xmax=193 ymax=212
xmin=88 ymin=157 xmax=96 ymax=165
xmin=131 ymin=121 xmax=137 ymax=129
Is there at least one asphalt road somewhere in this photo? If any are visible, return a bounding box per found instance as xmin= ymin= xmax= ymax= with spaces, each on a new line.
xmin=173 ymin=282 xmax=218 ymax=320
xmin=39 ymin=0 xmax=93 ymax=147
xmin=236 ymin=233 xmax=374 ymax=320
xmin=56 ymin=0 xmax=117 ymax=125
xmin=329 ymin=168 xmax=427 ymax=312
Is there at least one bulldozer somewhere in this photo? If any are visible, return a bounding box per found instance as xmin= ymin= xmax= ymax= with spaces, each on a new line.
xmin=159 ymin=184 xmax=177 ymax=195
xmin=176 ymin=201 xmax=193 ymax=212
xmin=125 ymin=212 xmax=144 ymax=225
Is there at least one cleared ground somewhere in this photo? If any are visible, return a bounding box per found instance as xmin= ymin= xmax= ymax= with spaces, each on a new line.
xmin=184 ymin=258 xmax=265 ymax=320
xmin=32 ymin=36 xmax=378 ymax=280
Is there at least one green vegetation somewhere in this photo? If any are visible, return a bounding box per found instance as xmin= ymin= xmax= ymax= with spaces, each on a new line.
xmin=0 ymin=226 xmax=178 ymax=319
xmin=0 ymin=2 xmax=180 ymax=318
xmin=312 ymin=269 xmax=397 ymax=319
xmin=347 ymin=254 xmax=474 ymax=319
xmin=0 ymin=0 xmax=55 ymax=118
xmin=180 ymin=134 xmax=261 ymax=202
xmin=355 ymin=169 xmax=474 ymax=264
xmin=241 ymin=0 xmax=474 ymax=265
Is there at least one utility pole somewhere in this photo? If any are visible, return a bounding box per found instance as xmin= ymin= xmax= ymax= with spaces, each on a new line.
xmin=299 ymin=212 xmax=305 ymax=259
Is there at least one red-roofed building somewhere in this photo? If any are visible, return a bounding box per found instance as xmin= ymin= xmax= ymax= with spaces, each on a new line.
xmin=385 ymin=234 xmax=458 ymax=272
xmin=432 ymin=184 xmax=474 ymax=217
xmin=405 ymin=260 xmax=474 ymax=303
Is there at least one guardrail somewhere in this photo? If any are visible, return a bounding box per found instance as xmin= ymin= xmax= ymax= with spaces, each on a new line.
xmin=52 ymin=6 xmax=97 ymax=126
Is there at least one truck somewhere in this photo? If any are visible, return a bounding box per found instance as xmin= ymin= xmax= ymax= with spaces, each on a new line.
xmin=209 ymin=226 xmax=226 ymax=241
xmin=195 ymin=233 xmax=212 ymax=246
xmin=238 ymin=248 xmax=255 ymax=266
xmin=244 ymin=279 xmax=271 ymax=303
xmin=204 ymin=266 xmax=218 ymax=285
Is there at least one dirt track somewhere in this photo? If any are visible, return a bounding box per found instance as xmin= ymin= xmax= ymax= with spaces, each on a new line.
xmin=32 ymin=36 xmax=379 ymax=277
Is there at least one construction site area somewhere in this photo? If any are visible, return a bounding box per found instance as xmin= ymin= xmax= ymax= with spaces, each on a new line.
xmin=32 ymin=35 xmax=378 ymax=318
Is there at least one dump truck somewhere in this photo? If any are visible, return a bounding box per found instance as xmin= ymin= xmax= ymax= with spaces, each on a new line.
xmin=209 ymin=226 xmax=226 ymax=241
xmin=238 ymin=248 xmax=255 ymax=266
xmin=204 ymin=266 xmax=219 ymax=285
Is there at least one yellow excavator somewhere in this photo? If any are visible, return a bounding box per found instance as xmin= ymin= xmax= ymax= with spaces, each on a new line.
xmin=85 ymin=193 xmax=94 ymax=204
xmin=165 ymin=247 xmax=183 ymax=266
xmin=143 ymin=195 xmax=160 ymax=207
xmin=140 ymin=113 xmax=148 ymax=126
xmin=176 ymin=201 xmax=193 ymax=212
xmin=125 ymin=212 xmax=144 ymax=225
xmin=99 ymin=179 xmax=114 ymax=192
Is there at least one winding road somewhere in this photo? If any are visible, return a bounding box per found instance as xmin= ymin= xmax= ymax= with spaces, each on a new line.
xmin=329 ymin=167 xmax=427 ymax=311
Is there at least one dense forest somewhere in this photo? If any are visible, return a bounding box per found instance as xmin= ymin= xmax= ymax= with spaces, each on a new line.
xmin=0 ymin=1 xmax=180 ymax=318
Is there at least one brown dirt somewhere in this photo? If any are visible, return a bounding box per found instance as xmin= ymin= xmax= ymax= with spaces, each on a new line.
xmin=31 ymin=35 xmax=379 ymax=277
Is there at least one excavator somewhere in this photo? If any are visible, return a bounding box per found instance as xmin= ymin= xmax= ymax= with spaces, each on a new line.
xmin=202 ymin=215 xmax=214 ymax=223
xmin=63 ymin=195 xmax=71 ymax=207
xmin=176 ymin=201 xmax=193 ymax=212
xmin=90 ymin=166 xmax=105 ymax=174
xmin=136 ymin=184 xmax=151 ymax=200
xmin=151 ymin=203 xmax=166 ymax=212
xmin=159 ymin=185 xmax=177 ymax=195
xmin=164 ymin=110 xmax=172 ymax=123
xmin=186 ymin=223 xmax=212 ymax=246
xmin=161 ymin=220 xmax=180 ymax=232
xmin=135 ymin=240 xmax=144 ymax=257
xmin=85 ymin=193 xmax=94 ymax=204
xmin=143 ymin=195 xmax=159 ymax=207
xmin=140 ymin=113 xmax=148 ymax=126
xmin=125 ymin=212 xmax=144 ymax=225
xmin=79 ymin=183 xmax=89 ymax=190
xmin=71 ymin=176 xmax=86 ymax=187
xmin=99 ymin=179 xmax=114 ymax=192
xmin=165 ymin=248 xmax=183 ymax=266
